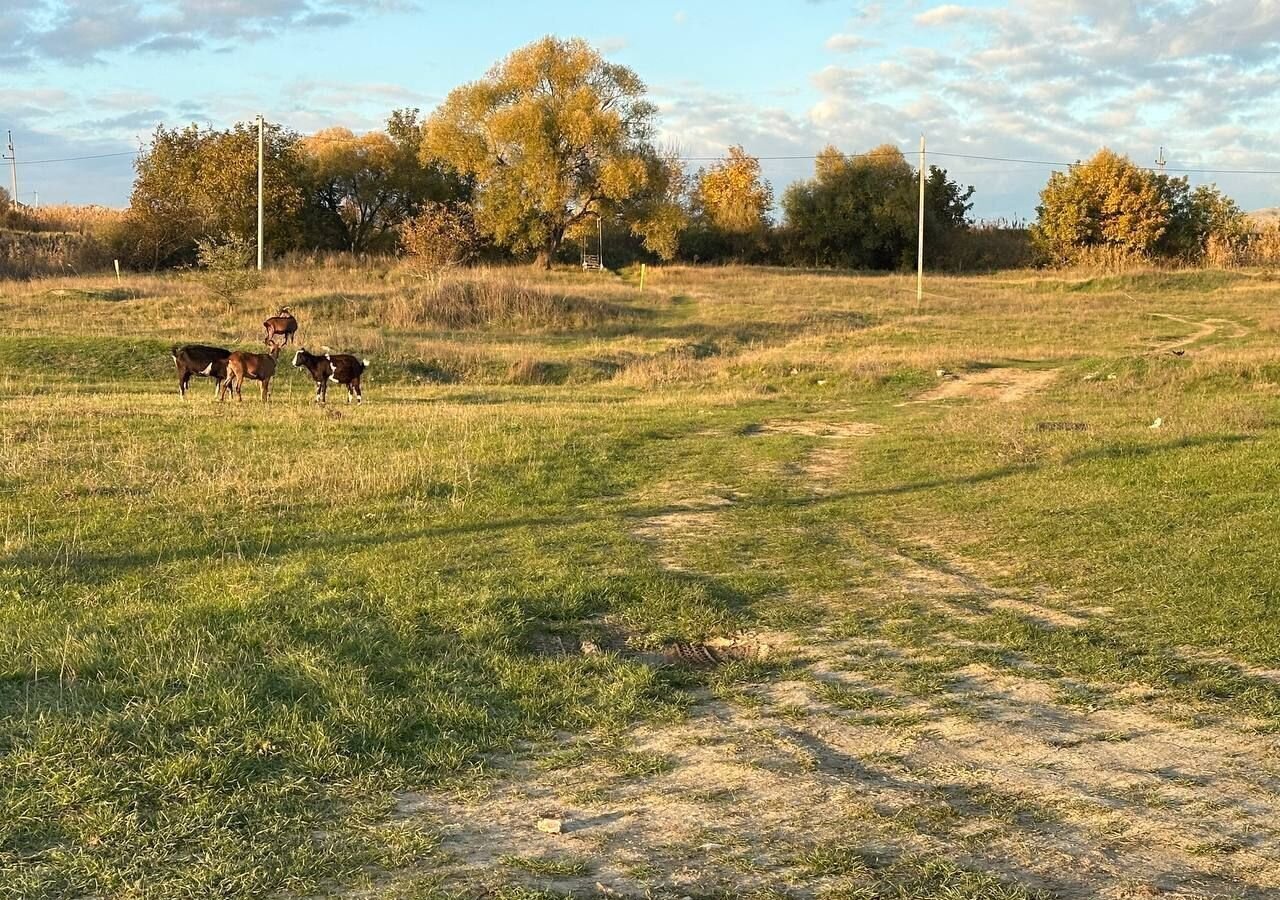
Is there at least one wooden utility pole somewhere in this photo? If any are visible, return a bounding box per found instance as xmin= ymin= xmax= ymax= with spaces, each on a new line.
xmin=917 ymin=134 xmax=925 ymax=309
xmin=3 ymin=132 xmax=16 ymax=206
xmin=256 ymin=115 xmax=265 ymax=271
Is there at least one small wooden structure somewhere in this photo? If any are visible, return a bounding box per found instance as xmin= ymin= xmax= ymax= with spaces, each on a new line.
xmin=581 ymin=214 xmax=604 ymax=271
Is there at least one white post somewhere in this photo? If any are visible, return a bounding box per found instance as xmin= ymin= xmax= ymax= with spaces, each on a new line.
xmin=917 ymin=134 xmax=925 ymax=310
xmin=114 ymin=259 xmax=121 ymax=283
xmin=256 ymin=115 xmax=265 ymax=271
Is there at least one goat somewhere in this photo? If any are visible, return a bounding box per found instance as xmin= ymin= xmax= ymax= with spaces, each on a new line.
xmin=325 ymin=350 xmax=369 ymax=404
xmin=220 ymin=344 xmax=281 ymax=402
xmin=290 ymin=347 xmax=333 ymax=403
xmin=172 ymin=344 xmax=231 ymax=398
xmin=262 ymin=307 xmax=298 ymax=346
xmin=291 ymin=346 xmax=369 ymax=403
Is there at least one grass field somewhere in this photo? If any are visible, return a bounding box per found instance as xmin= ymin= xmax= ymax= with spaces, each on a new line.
xmin=3 ymin=262 xmax=1280 ymax=899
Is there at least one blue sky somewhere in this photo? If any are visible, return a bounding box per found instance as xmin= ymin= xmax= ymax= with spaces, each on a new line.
xmin=7 ymin=1 xmax=1280 ymax=219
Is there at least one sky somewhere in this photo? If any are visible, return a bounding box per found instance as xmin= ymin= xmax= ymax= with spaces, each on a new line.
xmin=5 ymin=1 xmax=1280 ymax=219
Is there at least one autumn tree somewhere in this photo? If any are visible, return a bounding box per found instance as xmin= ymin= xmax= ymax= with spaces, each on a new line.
xmin=694 ymin=146 xmax=773 ymax=236
xmin=299 ymin=110 xmax=468 ymax=253
xmin=781 ymin=144 xmax=973 ymax=269
xmin=123 ymin=122 xmax=304 ymax=268
xmin=1031 ymin=148 xmax=1168 ymax=264
xmin=401 ymin=201 xmax=481 ymax=278
xmin=300 ymin=128 xmax=408 ymax=253
xmin=1032 ymin=149 xmax=1250 ymax=265
xmin=422 ymin=37 xmax=683 ymax=268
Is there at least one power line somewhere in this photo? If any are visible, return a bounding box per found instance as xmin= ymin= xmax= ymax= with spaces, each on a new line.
xmin=13 ymin=137 xmax=1280 ymax=178
xmin=928 ymin=149 xmax=1280 ymax=176
xmin=14 ymin=150 xmax=139 ymax=166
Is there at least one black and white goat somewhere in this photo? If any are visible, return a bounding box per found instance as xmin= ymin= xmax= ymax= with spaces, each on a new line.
xmin=291 ymin=347 xmax=369 ymax=403
xmin=172 ymin=344 xmax=232 ymax=398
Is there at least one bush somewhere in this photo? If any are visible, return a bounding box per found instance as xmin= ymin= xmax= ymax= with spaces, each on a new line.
xmin=400 ymin=203 xmax=481 ymax=279
xmin=194 ymin=234 xmax=262 ymax=300
xmin=934 ymin=226 xmax=1034 ymax=272
xmin=382 ymin=273 xmax=627 ymax=330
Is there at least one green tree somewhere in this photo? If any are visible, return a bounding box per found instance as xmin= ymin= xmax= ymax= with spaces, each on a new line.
xmin=300 ymin=128 xmax=407 ymax=253
xmin=124 ymin=122 xmax=304 ymax=268
xmin=423 ymin=36 xmax=683 ymax=268
xmin=1155 ymin=176 xmax=1249 ymax=261
xmin=781 ymin=144 xmax=972 ymax=269
xmin=194 ymin=233 xmax=263 ymax=301
xmin=1031 ymin=148 xmax=1168 ymax=264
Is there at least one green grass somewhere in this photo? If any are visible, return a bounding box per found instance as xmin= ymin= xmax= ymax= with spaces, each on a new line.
xmin=3 ymin=262 xmax=1280 ymax=897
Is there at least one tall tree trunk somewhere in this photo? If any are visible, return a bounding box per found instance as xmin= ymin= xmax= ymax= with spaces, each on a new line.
xmin=533 ymin=233 xmax=560 ymax=270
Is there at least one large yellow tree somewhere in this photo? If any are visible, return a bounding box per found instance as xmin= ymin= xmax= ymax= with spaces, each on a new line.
xmin=1032 ymin=148 xmax=1168 ymax=263
xmin=423 ymin=37 xmax=683 ymax=268
xmin=694 ymin=145 xmax=773 ymax=237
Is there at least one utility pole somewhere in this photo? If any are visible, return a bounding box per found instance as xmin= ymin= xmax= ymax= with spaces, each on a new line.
xmin=1155 ymin=146 xmax=1167 ymax=171
xmin=3 ymin=132 xmax=16 ymax=208
xmin=917 ymin=134 xmax=925 ymax=310
xmin=256 ymin=114 xmax=265 ymax=271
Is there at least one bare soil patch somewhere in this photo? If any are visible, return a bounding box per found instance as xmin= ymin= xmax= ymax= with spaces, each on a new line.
xmin=746 ymin=420 xmax=881 ymax=438
xmin=915 ymin=367 xmax=1060 ymax=404
xmin=629 ymin=494 xmax=735 ymax=573
xmin=381 ymin=618 xmax=1280 ymax=899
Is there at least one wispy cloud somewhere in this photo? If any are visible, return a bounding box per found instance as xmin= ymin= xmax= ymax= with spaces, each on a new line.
xmin=824 ymin=33 xmax=875 ymax=53
xmin=3 ymin=1 xmax=404 ymax=67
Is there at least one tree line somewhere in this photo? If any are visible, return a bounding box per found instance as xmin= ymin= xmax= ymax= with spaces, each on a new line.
xmin=20 ymin=36 xmax=1261 ymax=274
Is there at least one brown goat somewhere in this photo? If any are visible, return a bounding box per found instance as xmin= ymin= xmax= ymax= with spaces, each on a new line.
xmin=262 ymin=307 xmax=298 ymax=346
xmin=220 ymin=345 xmax=281 ymax=401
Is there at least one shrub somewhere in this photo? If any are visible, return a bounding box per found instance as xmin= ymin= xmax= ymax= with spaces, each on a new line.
xmin=400 ymin=203 xmax=481 ymax=279
xmin=194 ymin=234 xmax=262 ymax=300
xmin=934 ymin=225 xmax=1035 ymax=272
xmin=382 ymin=273 xmax=626 ymax=330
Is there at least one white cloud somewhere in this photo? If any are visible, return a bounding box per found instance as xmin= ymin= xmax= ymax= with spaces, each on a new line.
xmin=824 ymin=33 xmax=874 ymax=53
xmin=3 ymin=1 xmax=403 ymax=67
xmin=914 ymin=4 xmax=981 ymax=27
xmin=597 ymin=36 xmax=630 ymax=54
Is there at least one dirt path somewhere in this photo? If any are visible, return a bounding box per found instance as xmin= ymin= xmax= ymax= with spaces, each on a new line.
xmin=1148 ymin=313 xmax=1249 ymax=353
xmin=367 ymin=401 xmax=1279 ymax=898
xmin=373 ymin=474 xmax=1280 ymax=899
xmin=386 ymin=611 xmax=1280 ymax=899
xmin=909 ymin=311 xmax=1249 ymax=407
xmin=914 ymin=367 xmax=1060 ymax=404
